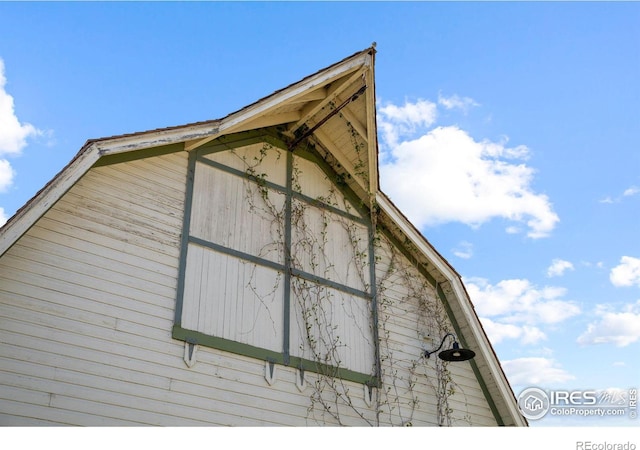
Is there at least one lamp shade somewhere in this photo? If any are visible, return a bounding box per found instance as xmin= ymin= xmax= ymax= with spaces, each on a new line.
xmin=438 ymin=342 xmax=476 ymax=362
xmin=424 ymin=333 xmax=476 ymax=362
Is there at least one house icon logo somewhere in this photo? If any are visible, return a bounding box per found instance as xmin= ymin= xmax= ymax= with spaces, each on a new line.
xmin=517 ymin=387 xmax=550 ymax=420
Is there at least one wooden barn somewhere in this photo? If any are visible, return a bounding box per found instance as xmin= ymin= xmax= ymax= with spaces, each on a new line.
xmin=0 ymin=47 xmax=527 ymax=426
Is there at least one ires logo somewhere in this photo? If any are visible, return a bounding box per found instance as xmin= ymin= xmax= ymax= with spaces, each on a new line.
xmin=550 ymin=390 xmax=598 ymax=405
xmin=517 ymin=387 xmax=637 ymax=421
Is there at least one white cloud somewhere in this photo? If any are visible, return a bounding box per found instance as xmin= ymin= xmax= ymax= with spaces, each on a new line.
xmin=0 ymin=59 xmax=39 ymax=157
xmin=577 ymin=301 xmax=640 ymax=347
xmin=378 ymin=109 xmax=559 ymax=238
xmin=468 ymin=276 xmax=580 ymax=346
xmin=0 ymin=159 xmax=14 ymax=192
xmin=481 ymin=317 xmax=546 ymax=345
xmin=502 ymin=357 xmax=575 ymax=386
xmin=599 ymin=196 xmax=615 ymax=204
xmin=533 ymin=347 xmax=556 ymax=358
xmin=465 ymin=277 xmax=580 ymax=325
xmin=610 ymin=256 xmax=640 ymax=288
xmin=452 ymin=240 xmax=473 ymax=259
xmin=599 ymin=186 xmax=639 ymax=204
xmin=581 ymin=260 xmax=605 ymax=270
xmin=547 ymin=258 xmax=574 ymax=277
xmin=0 ymin=58 xmax=45 ymax=213
xmin=437 ymin=92 xmax=479 ymax=114
xmin=378 ymin=99 xmax=437 ymax=149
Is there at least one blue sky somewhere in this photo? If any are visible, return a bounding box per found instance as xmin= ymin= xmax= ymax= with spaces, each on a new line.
xmin=1 ymin=2 xmax=639 ymax=428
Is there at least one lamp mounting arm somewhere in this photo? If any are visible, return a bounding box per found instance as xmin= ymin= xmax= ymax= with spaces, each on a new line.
xmin=424 ymin=332 xmax=456 ymax=359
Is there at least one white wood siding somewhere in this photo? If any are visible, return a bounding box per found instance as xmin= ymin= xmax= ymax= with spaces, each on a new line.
xmin=0 ymin=142 xmax=499 ymax=426
xmin=374 ymin=233 xmax=498 ymax=426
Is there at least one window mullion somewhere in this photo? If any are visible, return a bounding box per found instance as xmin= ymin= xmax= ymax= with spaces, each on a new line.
xmin=282 ymin=150 xmax=293 ymax=366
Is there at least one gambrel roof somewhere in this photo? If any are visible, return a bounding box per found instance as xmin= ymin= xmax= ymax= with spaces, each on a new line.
xmin=0 ymin=46 xmax=526 ymax=426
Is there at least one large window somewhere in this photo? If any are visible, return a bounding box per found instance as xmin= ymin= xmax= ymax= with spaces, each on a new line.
xmin=173 ymin=133 xmax=376 ymax=384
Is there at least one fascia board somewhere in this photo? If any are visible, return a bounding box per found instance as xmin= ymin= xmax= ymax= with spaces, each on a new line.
xmin=98 ymin=52 xmax=373 ymax=156
xmin=0 ymin=121 xmax=220 ymax=255
xmin=0 ymin=143 xmax=101 ymax=256
xmin=185 ymin=52 xmax=372 ymax=151
xmin=232 ymin=51 xmax=371 ymax=130
xmin=375 ymin=193 xmax=455 ymax=279
xmin=95 ymin=122 xmax=220 ymax=156
xmin=364 ymin=53 xmax=379 ymax=195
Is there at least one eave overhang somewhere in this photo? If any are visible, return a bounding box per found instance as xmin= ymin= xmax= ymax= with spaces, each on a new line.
xmin=0 ymin=47 xmax=378 ymax=256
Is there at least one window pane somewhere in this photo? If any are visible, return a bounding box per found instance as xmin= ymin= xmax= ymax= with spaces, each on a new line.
xmin=292 ymin=155 xmax=359 ymax=216
xmin=203 ymin=143 xmax=287 ymax=188
xmin=182 ymin=243 xmax=284 ymax=353
xmin=291 ymin=199 xmax=370 ymax=292
xmin=289 ymin=276 xmax=374 ymax=375
xmin=190 ymin=161 xmax=285 ymax=264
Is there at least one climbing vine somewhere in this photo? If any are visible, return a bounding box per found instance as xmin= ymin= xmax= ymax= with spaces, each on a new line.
xmin=224 ymin=136 xmax=471 ymax=426
xmin=373 ymin=232 xmax=455 ymax=426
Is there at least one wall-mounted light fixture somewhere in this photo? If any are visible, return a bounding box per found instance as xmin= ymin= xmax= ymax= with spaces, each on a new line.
xmin=424 ymin=333 xmax=475 ymax=362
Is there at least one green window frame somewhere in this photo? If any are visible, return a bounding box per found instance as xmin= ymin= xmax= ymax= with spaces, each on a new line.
xmin=173 ymin=131 xmax=379 ymax=386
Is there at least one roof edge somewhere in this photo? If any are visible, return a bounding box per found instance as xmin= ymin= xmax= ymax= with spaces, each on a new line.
xmin=0 ymin=141 xmax=101 ymax=256
xmin=184 ymin=47 xmax=375 ymax=152
xmin=0 ymin=47 xmax=378 ymax=256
